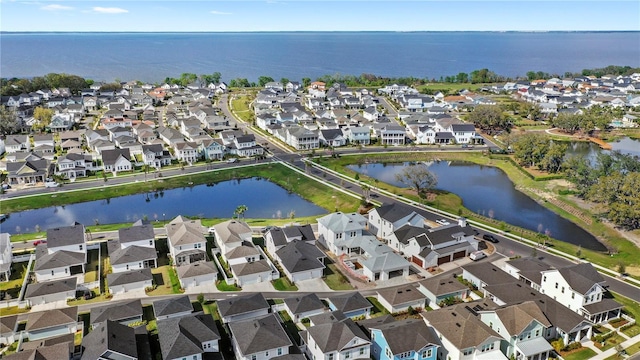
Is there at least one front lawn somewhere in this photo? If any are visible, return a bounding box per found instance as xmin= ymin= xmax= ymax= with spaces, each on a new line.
xmin=367 ymin=296 xmax=389 ymax=316
xmin=0 ymin=306 xmax=30 ymax=316
xmin=594 ymin=333 xmax=627 ymax=352
xmin=323 ymin=263 xmax=354 ymax=291
xmin=216 ymin=280 xmax=241 ymax=291
xmin=272 ymin=277 xmax=298 ymax=291
xmin=147 ymin=266 xmax=182 ymax=296
xmin=622 ymin=324 xmax=640 ymax=338
xmin=561 ymin=348 xmax=597 ymax=360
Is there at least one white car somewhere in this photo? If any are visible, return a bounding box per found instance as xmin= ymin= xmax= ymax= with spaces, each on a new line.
xmin=44 ymin=181 xmax=60 ymax=188
xmin=435 ymin=219 xmax=451 ymax=226
xmin=469 ymin=251 xmax=487 ymax=261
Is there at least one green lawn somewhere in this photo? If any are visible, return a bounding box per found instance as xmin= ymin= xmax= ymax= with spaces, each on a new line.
xmin=272 ymin=277 xmax=298 ymax=291
xmin=67 ymin=289 xmax=111 ymax=306
xmin=367 ymin=296 xmax=390 ymax=316
xmin=84 ymin=249 xmax=100 ymax=283
xmin=323 ymin=263 xmax=354 ymax=291
xmin=612 ymin=292 xmax=640 ymax=320
xmin=216 ymin=280 xmax=241 ymax=292
xmin=278 ymin=311 xmax=301 ymax=345
xmin=0 ymin=263 xmax=27 ymax=297
xmin=561 ymin=348 xmax=597 ymax=360
xmin=622 ymin=324 xmax=640 ymax=338
xmin=0 ymin=306 xmax=30 ymax=316
xmin=230 ymin=95 xmax=254 ymax=123
xmin=416 ymin=82 xmax=485 ymax=93
xmin=147 ymin=266 xmax=182 ymax=296
xmin=626 ymin=340 xmax=640 ymax=355
xmin=594 ymin=333 xmax=627 ymax=352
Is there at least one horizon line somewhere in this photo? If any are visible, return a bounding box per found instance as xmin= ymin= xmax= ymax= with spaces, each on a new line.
xmin=2 ymin=30 xmax=639 ymax=34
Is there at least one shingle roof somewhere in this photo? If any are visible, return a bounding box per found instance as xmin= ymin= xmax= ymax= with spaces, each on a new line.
xmin=422 ymin=302 xmax=500 ymax=349
xmin=158 ymin=312 xmax=220 ymax=360
xmin=557 ymin=263 xmax=606 ymax=294
xmin=101 ymin=148 xmax=131 ymax=166
xmin=118 ymin=224 xmax=155 ymax=243
xmin=0 ymin=315 xmax=18 ymax=335
xmin=26 ymin=307 xmax=78 ymax=332
xmin=4 ymin=342 xmax=71 ymax=360
xmin=165 ymin=217 xmax=205 ymax=247
xmin=372 ymin=203 xmax=420 ymax=223
xmin=175 ymin=261 xmax=218 ymax=279
xmin=304 ymin=316 xmax=369 ymax=353
xmin=506 ymin=257 xmax=553 ymax=285
xmin=228 ymin=314 xmax=292 ymax=355
xmin=90 ymin=299 xmax=143 ymax=325
xmin=34 ymin=248 xmax=85 ymax=270
xmin=283 ymin=293 xmax=325 ymax=315
xmin=419 ymin=273 xmax=469 ymax=297
xmin=493 ymin=301 xmax=552 ymax=335
xmin=108 ymin=244 xmax=156 ymax=265
xmin=462 ymin=262 xmax=518 ymax=286
xmin=231 ymin=259 xmax=272 ymax=276
xmin=25 ymin=277 xmax=77 ymax=298
xmin=225 ymin=243 xmax=260 ymax=259
xmin=317 ymin=212 xmax=367 ymax=233
xmin=213 ymin=220 xmax=252 ymax=245
xmin=327 ymin=292 xmax=372 ymax=314
xmin=276 ymin=241 xmax=326 ymax=274
xmin=107 ymin=268 xmax=152 ymax=287
xmin=153 ymin=295 xmax=193 ymax=318
xmin=46 ymin=223 xmax=85 ymax=248
xmin=377 ymin=284 xmax=426 ymax=306
xmin=372 ymin=319 xmax=439 ymax=355
xmin=81 ymin=320 xmax=138 ymax=360
xmin=217 ymin=293 xmax=269 ymax=318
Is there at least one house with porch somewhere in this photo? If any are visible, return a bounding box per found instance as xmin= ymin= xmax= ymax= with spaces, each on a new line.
xmin=173 ymin=141 xmax=199 ymax=164
xmin=101 ymin=148 xmax=132 ymax=176
xmin=6 ymin=159 xmax=53 ymax=185
xmin=166 ymin=216 xmax=207 ymax=266
xmin=56 ymin=153 xmax=93 ymax=180
xmin=343 ymin=126 xmax=371 ymax=145
xmin=199 ymin=137 xmax=226 ymax=161
xmin=370 ymin=319 xmax=439 ymax=360
xmin=368 ymin=203 xmax=426 ymax=240
xmin=34 ymin=223 xmax=87 ymax=282
xmin=141 ymin=144 xmax=171 ymax=169
xmin=319 ymin=128 xmax=348 ymax=147
xmin=377 ymin=125 xmax=406 ymax=145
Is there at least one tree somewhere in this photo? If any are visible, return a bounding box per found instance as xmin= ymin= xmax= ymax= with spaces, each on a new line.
xmin=539 ymin=141 xmax=568 ymax=173
xmin=551 ymin=113 xmax=582 ymax=134
xmin=512 ymin=133 xmax=549 ymax=167
xmin=0 ymin=106 xmax=19 ymax=135
xmin=394 ymin=164 xmax=438 ymax=198
xmin=467 ymin=105 xmax=510 ymax=135
xmin=302 ymin=77 xmax=311 ymax=88
xmin=234 ymin=205 xmax=248 ymax=219
xmin=33 ymin=106 xmax=54 ymax=132
xmin=258 ymin=76 xmax=275 ymax=87
xmin=197 ymin=293 xmax=205 ymax=304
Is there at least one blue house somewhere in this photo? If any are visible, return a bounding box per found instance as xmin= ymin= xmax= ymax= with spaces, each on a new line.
xmin=371 ymin=319 xmax=439 ymax=360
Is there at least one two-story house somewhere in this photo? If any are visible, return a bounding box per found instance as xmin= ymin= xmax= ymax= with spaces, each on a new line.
xmin=229 ymin=314 xmax=292 ymax=360
xmin=0 ymin=233 xmax=12 ymax=281
xmin=158 ymin=312 xmax=221 ymax=360
xmin=34 ymin=224 xmax=87 ymax=282
xmin=368 ymin=203 xmax=426 ymax=240
xmin=370 ymin=319 xmax=439 ymax=360
xmin=302 ymin=315 xmax=371 ymax=359
xmin=165 ymin=216 xmax=207 ymax=266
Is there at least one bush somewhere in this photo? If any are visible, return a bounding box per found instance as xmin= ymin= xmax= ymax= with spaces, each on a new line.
xmin=551 ymin=339 xmax=564 ymax=352
xmin=563 ymin=342 xmax=582 ymax=351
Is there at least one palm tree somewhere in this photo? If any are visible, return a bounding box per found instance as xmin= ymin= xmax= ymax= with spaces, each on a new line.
xmin=234 ymin=205 xmax=248 ymax=219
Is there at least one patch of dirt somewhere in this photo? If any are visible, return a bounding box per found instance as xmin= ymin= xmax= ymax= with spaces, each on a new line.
xmin=545 ymin=179 xmax=573 ymax=191
xmin=601 ymin=220 xmax=640 ymax=249
xmin=625 ymin=266 xmax=640 ymax=277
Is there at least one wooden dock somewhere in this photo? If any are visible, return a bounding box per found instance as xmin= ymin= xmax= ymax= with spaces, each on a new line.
xmin=588 ymin=137 xmax=612 ymax=150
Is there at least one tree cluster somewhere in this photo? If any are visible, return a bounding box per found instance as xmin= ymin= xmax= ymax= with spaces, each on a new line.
xmin=512 ymin=133 xmax=567 ymax=173
xmin=564 ymin=151 xmax=640 ymax=229
xmin=467 ymin=105 xmax=511 ymax=135
xmin=550 ymin=108 xmax=613 ymax=135
xmin=1 ymin=73 xmax=90 ymax=96
xmin=394 ymin=164 xmax=438 ymax=198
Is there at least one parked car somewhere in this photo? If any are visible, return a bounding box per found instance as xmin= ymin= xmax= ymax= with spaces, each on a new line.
xmin=435 ymin=219 xmax=451 ymax=226
xmin=226 ymin=158 xmax=239 ymax=163
xmin=45 ymin=181 xmax=60 ymax=188
xmin=33 ymin=240 xmax=47 ymax=246
xmin=469 ymin=251 xmax=487 ymax=261
xmin=482 ymin=234 xmax=499 ymax=243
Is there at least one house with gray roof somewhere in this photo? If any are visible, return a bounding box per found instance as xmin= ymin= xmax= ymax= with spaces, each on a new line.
xmin=422 ymin=302 xmax=507 ymax=360
xmin=342 ymin=125 xmax=371 ymax=145
xmin=81 ymin=320 xmax=138 ymax=360
xmin=0 ymin=315 xmax=18 ymax=345
xmin=283 ymin=293 xmax=327 ymax=322
xmin=319 ymin=128 xmax=347 ymax=147
xmin=317 ymin=212 xmax=369 ymax=255
xmin=339 ymin=233 xmax=410 ymax=282
xmin=25 ymin=277 xmax=77 ymax=306
xmin=176 ymin=261 xmax=218 ymax=289
xmin=216 ymin=293 xmax=269 ymax=323
xmin=118 ymin=223 xmax=156 ymax=249
xmin=26 ymin=307 xmax=79 ymax=341
xmin=6 ymin=159 xmax=54 ymax=185
xmin=275 ymin=240 xmax=326 ymax=283
xmin=368 ymin=203 xmax=426 ymax=240
xmin=301 ymin=313 xmax=371 ymax=360
xmin=101 ymin=148 xmax=132 ymax=175
xmin=370 ymin=319 xmax=440 ymax=360
xmin=3 ymin=341 xmax=72 ymax=360
xmin=157 ymin=312 xmax=220 ymax=360
xmin=34 ymin=244 xmax=86 ymax=282
xmin=212 ymin=219 xmax=252 ymax=255
xmin=229 ymin=313 xmax=292 ymax=360
xmin=376 ymin=284 xmax=427 ymax=314
xmin=327 ymin=292 xmax=372 ymax=319
xmin=90 ymin=299 xmax=143 ymax=327
xmin=503 ymin=257 xmax=552 ymax=291
xmin=462 ymin=262 xmax=520 ymax=290
xmin=264 ymin=224 xmax=316 ymax=256
xmin=418 ymin=273 xmax=470 ymax=309
xmin=107 ymin=268 xmax=152 ymax=295
xmin=108 ymin=240 xmax=157 ymax=273
xmin=166 ymin=216 xmax=207 ymax=266
xmin=153 ymin=295 xmax=193 ymax=320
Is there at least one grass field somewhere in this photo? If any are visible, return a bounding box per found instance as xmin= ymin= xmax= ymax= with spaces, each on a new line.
xmin=323 ymin=263 xmax=354 ymax=290
xmin=272 ymin=277 xmax=298 ymax=291
xmin=562 ymin=348 xmax=597 ymax=360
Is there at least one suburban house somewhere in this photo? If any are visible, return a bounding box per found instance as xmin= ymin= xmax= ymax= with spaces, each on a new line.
xmin=6 ymin=159 xmax=54 ymax=185
xmin=157 ymin=312 xmax=221 ymax=360
xmin=503 ymin=257 xmax=553 ymax=292
xmin=368 ymin=203 xmax=426 ymax=240
xmin=153 ymin=295 xmax=194 ymax=320
xmin=216 ymin=293 xmax=270 ymax=324
xmin=227 ymin=242 xmax=277 ymax=287
xmin=25 ymin=307 xmax=79 ymax=341
xmin=89 ymin=299 xmax=144 ymax=327
xmin=370 ymin=319 xmax=440 ymax=360
xmin=418 ymin=273 xmax=470 ymax=309
xmin=107 ymin=268 xmax=153 ymax=295
xmin=539 ymin=263 xmax=622 ymax=324
xmin=4 ymin=135 xmax=30 ymax=153
xmin=173 ymin=141 xmax=199 ymax=164
xmin=213 ymin=219 xmax=253 ymax=255
xmin=377 ymin=125 xmax=405 ymax=145
xmin=166 ymin=216 xmax=207 ymax=266
xmin=80 ymin=320 xmax=138 ymax=360
xmin=317 ymin=212 xmax=369 ymax=254
xmin=141 ymin=144 xmax=171 ymax=168
xmin=34 ymin=224 xmax=87 ymax=282
xmin=274 ymin=240 xmax=326 ymax=283
xmin=118 ymin=222 xmax=156 ymax=249
xmin=326 ymin=292 xmax=373 ymax=319
xmin=199 ymin=137 xmax=226 ymax=161
xmin=264 ymin=224 xmax=316 ymax=256
xmin=175 ymin=261 xmax=218 ymax=289
xmin=282 ymin=293 xmax=327 ymax=323
xmin=319 ymin=128 xmax=348 ymax=147
xmin=301 ymin=314 xmax=371 ymax=360
xmin=56 ymin=153 xmax=94 ymax=180
xmin=107 ymin=239 xmax=157 ymax=273
xmin=101 ymin=148 xmax=132 ymax=175
xmin=376 ymin=284 xmax=427 ymax=314
xmin=0 ymin=233 xmax=12 ymax=281
xmin=343 ymin=126 xmax=371 ymax=145
xmin=462 ymin=262 xmax=522 ymax=290
xmin=229 ymin=313 xmax=292 ymax=360
xmin=25 ymin=277 xmax=77 ymax=306
xmin=477 ymin=302 xmax=554 ymax=360
xmin=0 ymin=316 xmax=18 ymax=348
xmin=422 ymin=302 xmax=507 ymax=360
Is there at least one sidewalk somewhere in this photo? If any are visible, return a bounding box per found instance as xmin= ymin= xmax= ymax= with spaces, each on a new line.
xmin=590 ymin=332 xmax=640 ymax=359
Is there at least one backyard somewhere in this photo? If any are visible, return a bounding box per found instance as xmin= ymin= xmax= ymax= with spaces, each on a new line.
xmin=0 ymin=263 xmax=27 ymax=300
xmin=323 ymin=262 xmax=354 ymax=291
xmin=147 ymin=265 xmax=182 ymax=296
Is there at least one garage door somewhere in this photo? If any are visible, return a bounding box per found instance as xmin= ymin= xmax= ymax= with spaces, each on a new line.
xmin=437 ymin=255 xmax=451 ymax=265
xmin=411 ymin=256 xmax=424 ymax=268
xmin=452 ymin=251 xmax=466 ymax=260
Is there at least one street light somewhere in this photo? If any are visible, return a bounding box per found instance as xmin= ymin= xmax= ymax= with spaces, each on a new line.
xmin=163 ymin=213 xmax=165 ymax=224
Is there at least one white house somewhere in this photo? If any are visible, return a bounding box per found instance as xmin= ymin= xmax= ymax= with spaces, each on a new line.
xmin=368 ymin=203 xmax=425 ymax=240
xmin=229 ymin=314 xmax=292 ymax=360
xmin=0 ymin=233 xmax=12 ymax=281
xmin=166 ymin=216 xmax=207 ymax=266
xmin=302 ymin=316 xmax=371 ymax=360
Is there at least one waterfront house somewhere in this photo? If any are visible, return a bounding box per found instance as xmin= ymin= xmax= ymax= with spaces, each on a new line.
xmin=422 ymin=302 xmax=507 ymax=360
xmin=141 ymin=144 xmax=172 ymax=168
xmin=153 ymin=295 xmax=194 ymax=320
xmin=6 ymin=159 xmax=53 ymax=185
xmin=173 ymin=141 xmax=199 ymax=164
xmin=283 ymin=293 xmax=327 ymax=323
xmin=342 ymin=126 xmax=371 ymax=145
xmin=274 ymin=240 xmax=326 ymax=283
xmin=107 ymin=239 xmax=157 ymax=273
xmin=101 ymin=148 xmax=132 ymax=175
xmin=319 ymin=128 xmax=348 ymax=147
xmin=33 ymin=223 xmax=87 ymax=282
xmin=89 ymin=299 xmax=143 ymax=327
xmin=376 ymin=284 xmax=427 ymax=314
xmin=216 ymin=293 xmax=270 ymax=323
xmin=25 ymin=277 xmax=77 ymax=306
xmin=0 ymin=233 xmax=12 ymax=281
xmin=118 ymin=222 xmax=156 ymax=249
xmin=25 ymin=307 xmax=79 ymax=341
xmin=56 ymin=153 xmax=93 ymax=180
xmin=368 ymin=203 xmax=426 ymax=240
xmin=285 ymin=126 xmax=320 ymax=150
xmin=80 ymin=320 xmax=138 ymax=360
xmin=229 ymin=313 xmax=293 ymax=360
xmin=326 ymin=292 xmax=372 ymax=319
xmin=107 ymin=268 xmax=153 ymax=295
xmin=213 ymin=219 xmax=253 ymax=255
xmin=301 ymin=314 xmax=371 ymax=360
xmin=158 ymin=312 xmax=221 ymax=360
xmin=166 ymin=216 xmax=207 ymax=266
xmin=317 ymin=212 xmax=369 ymax=254
xmin=227 ymin=134 xmax=264 ymax=157
xmin=199 ymin=137 xmax=226 ymax=161
xmin=370 ymin=319 xmax=439 ymax=360
xmin=377 ymin=125 xmax=406 ymax=146
xmin=264 ymin=224 xmax=316 ymax=259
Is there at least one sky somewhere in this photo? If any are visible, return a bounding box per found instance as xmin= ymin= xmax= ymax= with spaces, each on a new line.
xmin=1 ymin=0 xmax=639 ymax=32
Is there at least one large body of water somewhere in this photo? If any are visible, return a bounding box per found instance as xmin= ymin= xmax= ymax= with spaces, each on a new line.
xmin=2 ymin=32 xmax=639 ymax=83
xmin=0 ymin=178 xmax=326 ymax=234
xmin=348 ymin=161 xmax=607 ymax=251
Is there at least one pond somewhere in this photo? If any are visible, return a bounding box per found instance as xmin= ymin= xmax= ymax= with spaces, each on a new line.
xmin=1 ymin=178 xmax=327 ymax=234
xmin=565 ymin=137 xmax=640 ymax=163
xmin=348 ymin=161 xmax=607 ymax=251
